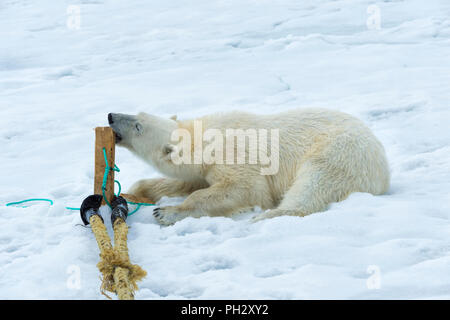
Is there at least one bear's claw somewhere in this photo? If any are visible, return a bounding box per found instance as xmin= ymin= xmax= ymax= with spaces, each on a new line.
xmin=153 ymin=207 xmax=161 ymax=218
xmin=152 ymin=206 xmax=184 ymax=226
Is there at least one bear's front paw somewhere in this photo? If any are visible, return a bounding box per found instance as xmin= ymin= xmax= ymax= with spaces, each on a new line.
xmin=153 ymin=206 xmax=185 ymax=226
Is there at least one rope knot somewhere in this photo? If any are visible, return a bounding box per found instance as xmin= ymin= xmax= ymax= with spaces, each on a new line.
xmin=96 ymin=247 xmax=147 ymax=298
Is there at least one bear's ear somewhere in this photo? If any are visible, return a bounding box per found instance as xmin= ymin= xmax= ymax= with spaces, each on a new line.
xmin=170 ymin=115 xmax=177 ymax=121
xmin=162 ymin=143 xmax=179 ymax=162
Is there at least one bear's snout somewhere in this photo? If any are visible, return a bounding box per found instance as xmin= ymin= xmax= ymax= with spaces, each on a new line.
xmin=107 ymin=112 xmax=140 ymax=146
xmin=107 ymin=113 xmax=123 ymax=143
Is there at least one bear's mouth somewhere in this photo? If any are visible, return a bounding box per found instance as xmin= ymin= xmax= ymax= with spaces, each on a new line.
xmin=114 ymin=132 xmax=122 ymax=143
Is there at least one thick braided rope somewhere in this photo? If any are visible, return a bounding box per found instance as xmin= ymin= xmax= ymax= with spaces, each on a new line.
xmin=89 ymin=215 xmax=115 ymax=298
xmin=112 ymin=219 xmax=146 ymax=300
xmin=6 ymin=147 xmax=149 ymax=299
xmin=90 ymin=215 xmax=146 ymax=299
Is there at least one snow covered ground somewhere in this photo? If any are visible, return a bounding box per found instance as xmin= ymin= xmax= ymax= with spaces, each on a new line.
xmin=1 ymin=0 xmax=450 ymax=299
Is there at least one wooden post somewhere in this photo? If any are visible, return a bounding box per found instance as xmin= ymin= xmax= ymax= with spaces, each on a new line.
xmin=90 ymin=128 xmax=149 ymax=300
xmin=95 ymin=127 xmax=116 ymax=205
xmin=121 ymin=193 xmax=154 ymax=205
xmin=94 ymin=126 xmax=153 ymax=206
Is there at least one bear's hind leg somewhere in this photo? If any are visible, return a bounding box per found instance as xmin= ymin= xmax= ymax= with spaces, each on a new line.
xmin=253 ymin=160 xmax=353 ymax=222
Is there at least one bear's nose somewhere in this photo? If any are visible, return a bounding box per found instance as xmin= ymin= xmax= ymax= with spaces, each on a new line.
xmin=108 ymin=113 xmax=114 ymax=124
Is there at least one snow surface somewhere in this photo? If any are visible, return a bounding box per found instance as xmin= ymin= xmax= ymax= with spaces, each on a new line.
xmin=1 ymin=0 xmax=450 ymax=299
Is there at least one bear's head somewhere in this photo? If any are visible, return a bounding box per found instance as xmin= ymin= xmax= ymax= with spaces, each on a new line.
xmin=108 ymin=112 xmax=178 ymax=159
xmin=108 ymin=112 xmax=201 ymax=180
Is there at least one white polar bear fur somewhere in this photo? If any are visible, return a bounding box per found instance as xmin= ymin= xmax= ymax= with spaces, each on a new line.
xmin=111 ymin=108 xmax=390 ymax=225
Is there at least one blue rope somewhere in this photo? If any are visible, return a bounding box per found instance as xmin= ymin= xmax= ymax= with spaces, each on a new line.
xmin=5 ymin=148 xmax=154 ymax=215
xmin=127 ymin=202 xmax=155 ymax=216
xmin=6 ymin=199 xmax=155 ymax=214
xmin=102 ymin=147 xmax=121 ymax=208
xmin=6 ymin=198 xmax=54 ymax=207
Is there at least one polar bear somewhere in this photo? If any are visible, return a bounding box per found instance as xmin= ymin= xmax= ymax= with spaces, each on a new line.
xmin=108 ymin=109 xmax=389 ymax=225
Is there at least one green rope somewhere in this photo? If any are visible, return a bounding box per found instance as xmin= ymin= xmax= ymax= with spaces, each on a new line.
xmin=115 ymin=180 xmax=122 ymax=198
xmin=65 ymin=207 xmax=80 ymax=211
xmin=102 ymin=147 xmax=120 ymax=208
xmin=6 ymin=198 xmax=54 ymax=207
xmin=127 ymin=201 xmax=155 ymax=216
xmin=5 ymin=148 xmax=154 ymax=215
xmin=6 ymin=199 xmax=78 ymax=211
xmin=6 ymin=199 xmax=154 ymax=214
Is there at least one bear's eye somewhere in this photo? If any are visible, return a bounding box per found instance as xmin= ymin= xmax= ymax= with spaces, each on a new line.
xmin=135 ymin=123 xmax=142 ymax=132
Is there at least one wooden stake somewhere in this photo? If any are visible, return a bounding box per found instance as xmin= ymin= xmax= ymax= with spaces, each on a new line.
xmin=95 ymin=127 xmax=115 ymax=205
xmin=94 ymin=126 xmax=154 ymax=206
xmin=121 ymin=193 xmax=154 ymax=205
